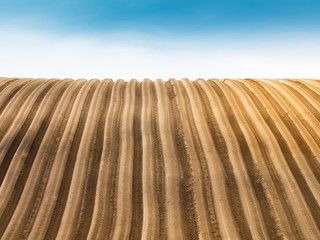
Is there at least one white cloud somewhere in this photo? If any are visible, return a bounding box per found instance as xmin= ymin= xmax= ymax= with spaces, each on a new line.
xmin=0 ymin=27 xmax=319 ymax=81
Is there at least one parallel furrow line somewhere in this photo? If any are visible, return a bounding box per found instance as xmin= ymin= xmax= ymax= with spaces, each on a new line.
xmin=0 ymin=79 xmax=70 ymax=234
xmin=0 ymin=78 xmax=19 ymax=94
xmin=256 ymin=80 xmax=320 ymax=176
xmin=155 ymin=79 xmax=184 ymax=240
xmin=141 ymin=79 xmax=159 ymax=240
xmin=214 ymin=79 xmax=296 ymax=239
xmin=228 ymin=80 xmax=320 ymax=239
xmin=246 ymin=79 xmax=320 ymax=198
xmin=25 ymin=79 xmax=91 ymax=240
xmin=111 ymin=80 xmax=137 ymax=239
xmin=199 ymin=79 xmax=269 ymax=239
xmin=75 ymin=79 xmax=114 ymax=240
xmin=86 ymin=80 xmax=125 ymax=240
xmin=0 ymin=79 xmax=57 ymax=214
xmin=171 ymin=79 xmax=215 ymax=239
xmin=181 ymin=78 xmax=240 ymax=240
xmin=54 ymin=79 xmax=105 ymax=239
xmin=0 ymin=78 xmax=45 ymax=143
xmin=129 ymin=81 xmax=143 ymax=240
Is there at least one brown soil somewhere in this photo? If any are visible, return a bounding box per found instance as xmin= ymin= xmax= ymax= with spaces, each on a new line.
xmin=0 ymin=78 xmax=319 ymax=240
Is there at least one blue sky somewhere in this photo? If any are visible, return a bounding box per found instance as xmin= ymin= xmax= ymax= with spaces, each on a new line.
xmin=0 ymin=0 xmax=320 ymax=79
xmin=1 ymin=0 xmax=320 ymax=34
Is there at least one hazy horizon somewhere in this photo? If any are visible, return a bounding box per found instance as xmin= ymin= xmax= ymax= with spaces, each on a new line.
xmin=1 ymin=0 xmax=319 ymax=80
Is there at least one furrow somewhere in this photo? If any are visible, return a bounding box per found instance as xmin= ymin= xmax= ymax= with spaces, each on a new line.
xmin=288 ymin=79 xmax=320 ymax=93
xmin=195 ymin=80 xmax=253 ymax=239
xmin=151 ymin=82 xmax=166 ymax=240
xmin=0 ymin=78 xmax=319 ymax=239
xmin=0 ymin=79 xmax=88 ymax=240
xmin=52 ymin=79 xmax=103 ymax=239
xmin=0 ymin=78 xmax=17 ymax=92
xmin=268 ymin=80 xmax=320 ymax=123
xmin=0 ymin=79 xmax=34 ymax=117
xmin=86 ymin=80 xmax=125 ymax=240
xmin=181 ymin=78 xmax=240 ymax=240
xmin=257 ymin=80 xmax=320 ymax=176
xmin=26 ymin=79 xmax=88 ymax=240
xmin=272 ymin=80 xmax=320 ymax=148
xmin=0 ymin=79 xmax=61 ymax=180
xmin=155 ymin=79 xmax=184 ymax=240
xmin=167 ymin=80 xmax=199 ymax=239
xmin=178 ymin=80 xmax=221 ymax=239
xmin=299 ymin=79 xmax=320 ymax=94
xmin=228 ymin=80 xmax=320 ymax=239
xmin=171 ymin=79 xmax=215 ymax=240
xmin=0 ymin=79 xmax=57 ymax=214
xmin=21 ymin=80 xmax=74 ymax=239
xmin=200 ymin=79 xmax=269 ymax=240
xmin=0 ymin=79 xmax=60 ymax=239
xmin=260 ymin=79 xmax=320 ymax=145
xmin=0 ymin=78 xmax=46 ymax=143
xmin=129 ymin=81 xmax=143 ymax=240
xmin=247 ymin=80 xmax=320 ymax=190
xmin=241 ymin=79 xmax=320 ymax=229
xmin=213 ymin=79 xmax=296 ymax=239
xmin=74 ymin=79 xmax=114 ymax=240
xmin=0 ymin=79 xmax=70 ymax=238
xmin=140 ymin=79 xmax=160 ymax=240
xmin=111 ymin=80 xmax=137 ymax=239
xmin=280 ymin=79 xmax=320 ymax=112
xmin=44 ymin=79 xmax=98 ymax=240
xmin=227 ymin=79 xmax=305 ymax=239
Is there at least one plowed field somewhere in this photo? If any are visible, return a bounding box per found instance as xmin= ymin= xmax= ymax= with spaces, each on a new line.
xmin=0 ymin=78 xmax=320 ymax=239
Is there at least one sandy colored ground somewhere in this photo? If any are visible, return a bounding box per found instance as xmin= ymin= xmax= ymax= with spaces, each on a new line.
xmin=0 ymin=77 xmax=319 ymax=239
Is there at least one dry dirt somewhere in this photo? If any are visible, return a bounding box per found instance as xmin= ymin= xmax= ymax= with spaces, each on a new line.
xmin=0 ymin=77 xmax=319 ymax=239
